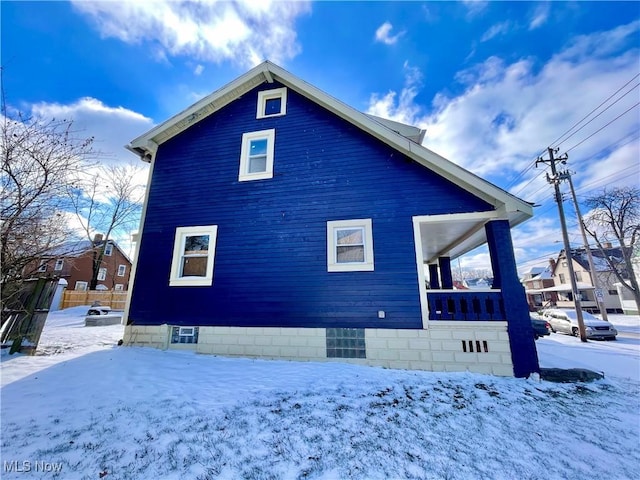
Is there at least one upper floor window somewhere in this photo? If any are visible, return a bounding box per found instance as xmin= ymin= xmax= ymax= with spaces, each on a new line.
xmin=327 ymin=219 xmax=374 ymax=272
xmin=256 ymin=87 xmax=287 ymax=119
xmin=117 ymin=264 xmax=126 ymax=277
xmin=169 ymin=225 xmax=218 ymax=286
xmin=104 ymin=243 xmax=114 ymax=256
xmin=38 ymin=260 xmax=47 ymax=272
xmin=559 ymin=273 xmax=566 ymax=284
xmin=238 ymin=129 xmax=275 ymax=182
xmin=54 ymin=259 xmax=64 ymax=271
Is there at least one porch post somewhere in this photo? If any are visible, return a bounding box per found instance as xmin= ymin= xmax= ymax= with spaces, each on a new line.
xmin=428 ymin=263 xmax=440 ymax=289
xmin=438 ymin=257 xmax=453 ymax=289
xmin=485 ymin=219 xmax=539 ymax=378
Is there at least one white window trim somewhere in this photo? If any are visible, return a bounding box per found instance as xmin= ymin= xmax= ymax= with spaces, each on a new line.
xmin=169 ymin=225 xmax=218 ymax=287
xmin=104 ymin=243 xmax=113 ymax=256
xmin=114 ymin=284 xmax=124 ymax=291
xmin=97 ymin=267 xmax=107 ymax=281
xmin=327 ymin=219 xmax=374 ymax=272
xmin=256 ymin=87 xmax=287 ymax=119
xmin=75 ymin=281 xmax=88 ymax=291
xmin=178 ymin=326 xmax=195 ymax=337
xmin=238 ymin=129 xmax=275 ymax=182
xmin=38 ymin=260 xmax=47 ymax=272
xmin=54 ymin=259 xmax=64 ymax=271
xmin=117 ymin=264 xmax=126 ymax=277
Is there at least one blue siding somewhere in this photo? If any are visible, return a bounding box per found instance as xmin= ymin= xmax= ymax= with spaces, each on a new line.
xmin=129 ymin=82 xmax=494 ymax=329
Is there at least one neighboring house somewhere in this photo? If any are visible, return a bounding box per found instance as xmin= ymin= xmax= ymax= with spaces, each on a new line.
xmin=29 ymin=234 xmax=132 ymax=292
xmin=124 ymin=61 xmax=538 ymax=377
xmin=522 ymin=263 xmax=558 ymax=311
xmin=543 ymin=246 xmax=630 ymax=313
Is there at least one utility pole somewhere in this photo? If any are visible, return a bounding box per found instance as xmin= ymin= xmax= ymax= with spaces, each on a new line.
xmin=562 ymin=171 xmax=609 ymax=321
xmin=537 ymin=147 xmax=587 ymax=342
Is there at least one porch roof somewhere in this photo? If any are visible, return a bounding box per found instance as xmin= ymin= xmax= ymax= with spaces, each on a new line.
xmin=527 ymin=282 xmax=596 ymax=293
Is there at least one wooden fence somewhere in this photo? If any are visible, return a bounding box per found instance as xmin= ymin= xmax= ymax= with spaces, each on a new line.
xmin=60 ymin=290 xmax=129 ymax=311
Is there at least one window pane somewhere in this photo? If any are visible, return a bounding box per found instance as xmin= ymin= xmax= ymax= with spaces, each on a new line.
xmin=182 ymin=256 xmax=208 ymax=277
xmin=184 ymin=235 xmax=209 ymax=255
xmin=249 ymin=138 xmax=267 ymax=156
xmin=337 ymin=245 xmax=365 ymax=263
xmin=248 ymin=155 xmax=267 ymax=173
xmin=337 ymin=228 xmax=363 ymax=245
xmin=264 ymin=97 xmax=282 ymax=115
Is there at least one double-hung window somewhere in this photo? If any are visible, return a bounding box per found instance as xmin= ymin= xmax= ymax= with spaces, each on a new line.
xmin=104 ymin=243 xmax=113 ymax=256
xmin=54 ymin=259 xmax=64 ymax=271
xmin=169 ymin=225 xmax=218 ymax=286
xmin=117 ymin=264 xmax=126 ymax=277
xmin=327 ymin=219 xmax=374 ymax=272
xmin=239 ymin=129 xmax=275 ymax=181
xmin=97 ymin=268 xmax=107 ymax=281
xmin=256 ymin=87 xmax=287 ymax=119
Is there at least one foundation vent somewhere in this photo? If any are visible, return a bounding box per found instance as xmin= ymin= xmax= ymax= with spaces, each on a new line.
xmin=461 ymin=340 xmax=489 ymax=353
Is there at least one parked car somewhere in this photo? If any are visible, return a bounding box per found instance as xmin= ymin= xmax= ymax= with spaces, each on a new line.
xmin=530 ymin=313 xmax=551 ymax=340
xmin=541 ymin=308 xmax=617 ymax=340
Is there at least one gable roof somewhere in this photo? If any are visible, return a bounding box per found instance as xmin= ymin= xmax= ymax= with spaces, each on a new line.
xmin=127 ymin=61 xmax=533 ymax=227
xmin=44 ymin=239 xmax=132 ymax=264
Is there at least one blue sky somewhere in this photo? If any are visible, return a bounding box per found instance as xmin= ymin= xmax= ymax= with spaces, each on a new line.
xmin=2 ymin=1 xmax=639 ymax=273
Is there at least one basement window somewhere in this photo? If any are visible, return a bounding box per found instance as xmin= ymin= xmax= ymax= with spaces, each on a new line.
xmin=171 ymin=326 xmax=199 ymax=344
xmin=256 ymin=87 xmax=287 ymax=118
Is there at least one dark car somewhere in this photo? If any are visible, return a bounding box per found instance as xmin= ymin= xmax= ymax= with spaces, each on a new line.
xmin=530 ymin=313 xmax=551 ymax=340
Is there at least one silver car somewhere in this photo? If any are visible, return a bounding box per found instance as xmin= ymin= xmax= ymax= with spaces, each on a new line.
xmin=542 ymin=309 xmax=617 ymax=340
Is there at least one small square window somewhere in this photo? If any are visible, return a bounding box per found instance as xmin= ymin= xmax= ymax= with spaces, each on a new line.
xmin=256 ymin=87 xmax=287 ymax=119
xmin=239 ymin=129 xmax=275 ymax=181
xmin=54 ymin=259 xmax=64 ymax=271
xmin=104 ymin=243 xmax=113 ymax=256
xmin=114 ymin=284 xmax=124 ymax=291
xmin=327 ymin=219 xmax=374 ymax=272
xmin=75 ymin=281 xmax=88 ymax=291
xmin=171 ymin=326 xmax=199 ymax=344
xmin=117 ymin=264 xmax=126 ymax=277
xmin=170 ymin=226 xmax=218 ymax=286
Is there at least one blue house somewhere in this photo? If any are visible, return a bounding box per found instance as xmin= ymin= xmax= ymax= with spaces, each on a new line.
xmin=124 ymin=61 xmax=539 ymax=377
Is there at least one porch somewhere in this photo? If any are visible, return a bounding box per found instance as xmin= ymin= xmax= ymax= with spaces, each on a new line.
xmin=412 ymin=211 xmax=538 ymax=378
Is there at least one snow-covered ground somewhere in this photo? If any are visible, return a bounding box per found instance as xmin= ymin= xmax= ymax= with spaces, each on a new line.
xmin=1 ymin=307 xmax=639 ymax=479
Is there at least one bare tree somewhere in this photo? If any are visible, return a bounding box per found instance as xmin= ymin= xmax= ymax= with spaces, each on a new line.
xmin=68 ymin=164 xmax=144 ymax=290
xmin=1 ymin=113 xmax=95 ymax=311
xmin=583 ymin=186 xmax=640 ymax=314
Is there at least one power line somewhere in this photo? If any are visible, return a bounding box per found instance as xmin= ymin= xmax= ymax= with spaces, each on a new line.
xmin=508 ymin=73 xmax=640 ymax=193
xmin=555 ymin=82 xmax=639 ymax=149
xmin=550 ymin=73 xmax=640 ymax=148
xmin=565 ymin=101 xmax=640 ymax=153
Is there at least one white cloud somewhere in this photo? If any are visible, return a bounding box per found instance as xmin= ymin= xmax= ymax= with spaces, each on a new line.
xmin=374 ymin=21 xmax=405 ymax=45
xmin=367 ymin=62 xmax=422 ymax=125
xmin=70 ymin=0 xmax=312 ymax=68
xmin=481 ymin=21 xmax=514 ymax=42
xmin=194 ymin=64 xmax=204 ymax=76
xmin=366 ymin=21 xmax=639 ymax=202
xmin=528 ymin=3 xmax=550 ymax=30
xmin=30 ymin=97 xmax=154 ymax=166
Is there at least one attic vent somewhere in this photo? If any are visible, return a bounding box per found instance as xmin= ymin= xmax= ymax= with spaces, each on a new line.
xmin=461 ymin=340 xmax=489 ymax=353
